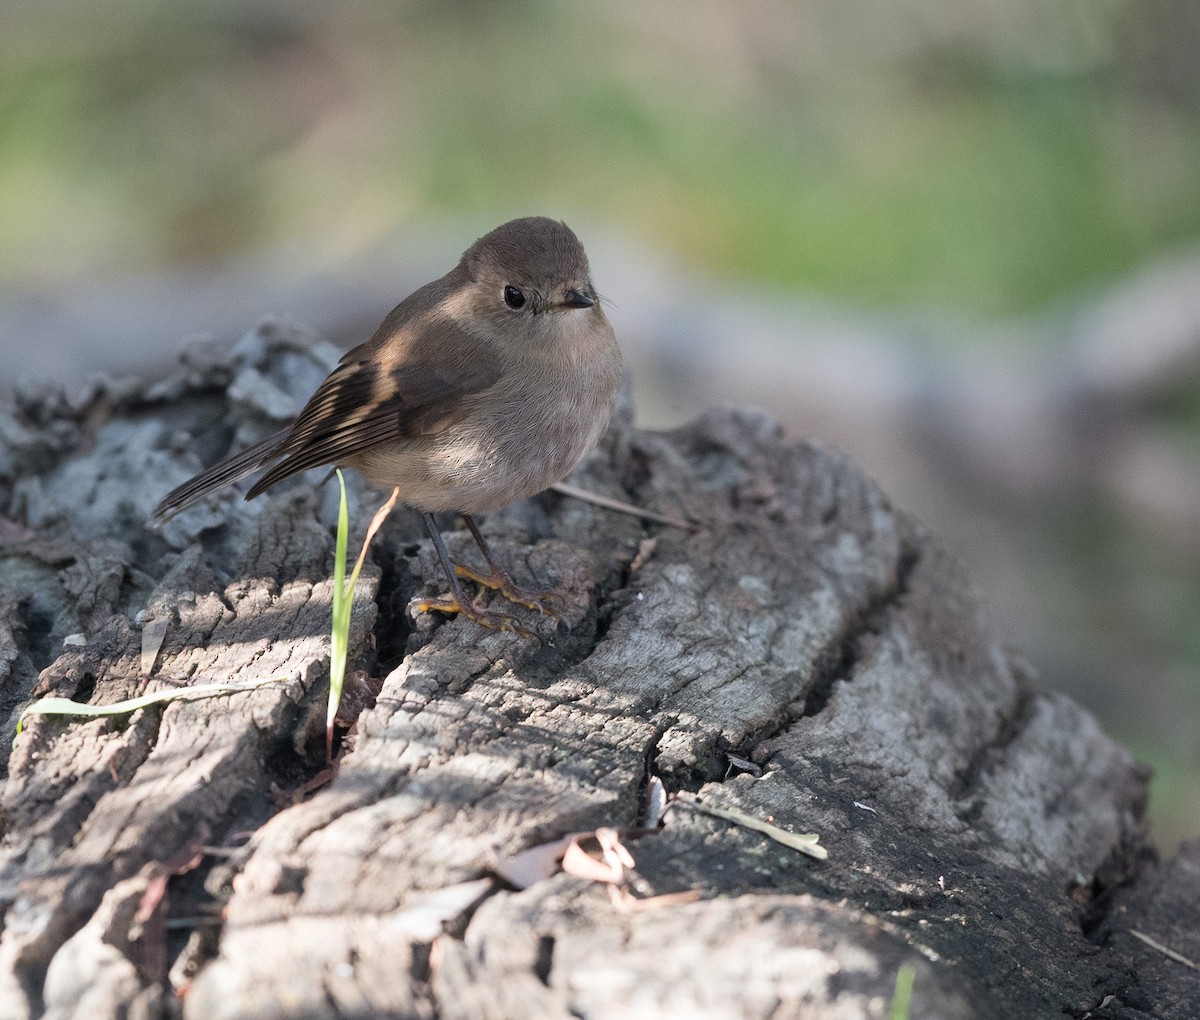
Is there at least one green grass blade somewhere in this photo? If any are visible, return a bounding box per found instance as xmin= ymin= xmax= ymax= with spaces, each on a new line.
xmin=890 ymin=963 xmax=916 ymax=1020
xmin=327 ymin=469 xmax=351 ymax=758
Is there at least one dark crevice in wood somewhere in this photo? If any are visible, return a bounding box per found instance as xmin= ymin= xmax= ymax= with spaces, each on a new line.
xmin=0 ymin=602 xmax=44 ymax=782
xmin=368 ymin=540 xmax=414 ymax=679
xmin=409 ymin=940 xmax=432 ymax=987
xmin=1077 ymin=812 xmax=1154 ymax=944
xmin=264 ymin=724 xmax=325 ymax=790
xmin=736 ymin=540 xmax=922 ymax=761
xmin=949 ymin=676 xmax=1038 ymax=819
xmin=533 ymin=934 xmax=555 ymax=987
xmin=591 ymin=545 xmax=634 ymax=647
xmin=619 ymin=444 xmax=652 ymax=497
xmin=15 ymin=594 xmax=56 ymax=682
xmin=71 ymin=669 xmax=98 ymax=708
xmin=801 ymin=540 xmax=920 ymax=722
xmin=643 ymin=714 xmax=681 ymax=800
xmin=657 ymin=747 xmax=726 ymax=795
xmin=154 ymin=859 xmax=226 ymax=989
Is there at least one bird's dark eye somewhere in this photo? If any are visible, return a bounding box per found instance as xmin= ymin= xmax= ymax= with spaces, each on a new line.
xmin=503 ymin=285 xmax=526 ymax=310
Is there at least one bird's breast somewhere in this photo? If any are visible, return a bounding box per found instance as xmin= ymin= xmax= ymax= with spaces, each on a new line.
xmin=354 ymin=353 xmax=619 ymax=516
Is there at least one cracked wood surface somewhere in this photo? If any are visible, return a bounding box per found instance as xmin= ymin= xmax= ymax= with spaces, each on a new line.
xmin=0 ymin=322 xmax=1194 ymax=1019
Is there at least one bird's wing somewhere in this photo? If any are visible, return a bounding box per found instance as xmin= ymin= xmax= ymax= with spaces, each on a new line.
xmin=244 ymin=314 xmax=502 ymax=498
xmin=152 ymin=427 xmax=291 ymax=522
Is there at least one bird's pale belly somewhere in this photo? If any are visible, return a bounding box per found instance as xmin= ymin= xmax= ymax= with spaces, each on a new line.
xmin=351 ymin=394 xmax=610 ymax=515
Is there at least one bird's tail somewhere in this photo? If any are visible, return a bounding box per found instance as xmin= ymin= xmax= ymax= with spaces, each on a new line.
xmin=152 ymin=428 xmax=290 ymax=524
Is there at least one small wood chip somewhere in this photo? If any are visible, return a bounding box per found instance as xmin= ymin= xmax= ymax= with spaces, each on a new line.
xmin=140 ymin=616 xmax=170 ymax=675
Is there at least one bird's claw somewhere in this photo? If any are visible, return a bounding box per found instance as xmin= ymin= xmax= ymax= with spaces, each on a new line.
xmin=410 ymin=593 xmax=536 ymax=638
xmin=451 ymin=564 xmax=567 ymax=621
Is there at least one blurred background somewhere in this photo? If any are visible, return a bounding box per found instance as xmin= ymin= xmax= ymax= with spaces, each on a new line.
xmin=2 ymin=0 xmax=1198 ymax=851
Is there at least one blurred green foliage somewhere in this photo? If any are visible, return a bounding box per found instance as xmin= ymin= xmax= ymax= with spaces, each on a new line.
xmin=3 ymin=0 xmax=1200 ymax=315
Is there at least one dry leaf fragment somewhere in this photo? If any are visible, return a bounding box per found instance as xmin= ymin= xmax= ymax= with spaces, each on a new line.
xmin=385 ymin=880 xmax=493 ymax=941
xmin=490 ymin=835 xmax=576 ymax=890
xmin=725 ymin=753 xmax=763 ymax=777
xmin=642 ymin=775 xmax=667 ymax=828
xmin=561 ymin=828 xmax=634 ymax=885
xmin=492 ymin=828 xmax=638 ymax=889
xmin=629 ymin=537 xmax=658 ymax=573
xmin=140 ymin=616 xmax=169 ymax=675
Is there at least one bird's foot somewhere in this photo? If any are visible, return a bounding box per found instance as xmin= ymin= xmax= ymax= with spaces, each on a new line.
xmin=411 ymin=592 xmax=536 ymax=638
xmin=452 ymin=563 xmax=567 ymax=620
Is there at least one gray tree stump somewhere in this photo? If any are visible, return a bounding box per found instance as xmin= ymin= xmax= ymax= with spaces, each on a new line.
xmin=0 ymin=322 xmax=1195 ymax=1019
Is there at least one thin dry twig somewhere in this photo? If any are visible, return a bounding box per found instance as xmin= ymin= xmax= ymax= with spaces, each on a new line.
xmin=1129 ymin=929 xmax=1199 ymax=971
xmin=551 ymin=481 xmax=694 ymax=530
xmin=354 ymin=486 xmax=401 ymax=579
xmin=671 ymin=796 xmax=829 ymax=861
xmin=609 ymin=887 xmax=703 ymax=914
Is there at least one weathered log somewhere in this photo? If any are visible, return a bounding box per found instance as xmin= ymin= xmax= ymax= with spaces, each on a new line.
xmin=0 ymin=321 xmax=1193 ymax=1019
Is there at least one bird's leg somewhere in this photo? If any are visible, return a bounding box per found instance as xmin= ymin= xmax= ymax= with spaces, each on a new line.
xmin=455 ymin=514 xmax=566 ymax=619
xmin=413 ymin=513 xmax=533 ymax=636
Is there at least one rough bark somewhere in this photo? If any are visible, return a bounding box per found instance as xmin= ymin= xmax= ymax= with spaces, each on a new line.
xmin=0 ymin=321 xmax=1193 ymax=1019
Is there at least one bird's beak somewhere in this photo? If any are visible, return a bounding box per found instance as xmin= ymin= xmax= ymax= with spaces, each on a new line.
xmin=559 ymin=288 xmax=594 ymax=309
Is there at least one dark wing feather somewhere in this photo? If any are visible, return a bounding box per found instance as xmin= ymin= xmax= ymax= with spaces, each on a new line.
xmin=244 ymin=313 xmax=502 ymax=500
xmin=152 ymin=427 xmax=289 ymax=523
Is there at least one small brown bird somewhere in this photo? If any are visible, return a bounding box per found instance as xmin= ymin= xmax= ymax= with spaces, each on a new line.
xmin=154 ymin=217 xmax=622 ymax=632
